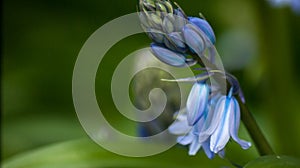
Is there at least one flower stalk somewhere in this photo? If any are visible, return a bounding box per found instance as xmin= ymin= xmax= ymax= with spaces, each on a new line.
xmin=237 ymin=97 xmax=275 ymax=156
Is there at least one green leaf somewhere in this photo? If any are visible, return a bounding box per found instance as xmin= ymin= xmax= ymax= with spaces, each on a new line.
xmin=244 ymin=155 xmax=300 ymax=168
xmin=2 ymin=138 xmax=233 ymax=168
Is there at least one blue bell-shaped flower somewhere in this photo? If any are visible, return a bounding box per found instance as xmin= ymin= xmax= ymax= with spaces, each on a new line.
xmin=186 ymin=82 xmax=209 ymax=126
xmin=205 ymin=89 xmax=251 ymax=153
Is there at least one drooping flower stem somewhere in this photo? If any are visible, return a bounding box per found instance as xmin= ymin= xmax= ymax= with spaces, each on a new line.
xmin=191 ymin=53 xmax=275 ymax=156
xmin=237 ymin=97 xmax=275 ymax=156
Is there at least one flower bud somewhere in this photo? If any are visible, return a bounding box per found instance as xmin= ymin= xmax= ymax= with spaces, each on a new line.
xmin=168 ymin=32 xmax=186 ymax=52
xmin=183 ymin=24 xmax=205 ymax=55
xmin=188 ymin=17 xmax=216 ymax=45
xmin=147 ymin=28 xmax=165 ymax=44
xmin=162 ymin=14 xmax=175 ymax=34
xmin=151 ymin=43 xmax=187 ymax=67
xmin=148 ymin=13 xmax=162 ymax=29
xmin=173 ymin=9 xmax=187 ymax=32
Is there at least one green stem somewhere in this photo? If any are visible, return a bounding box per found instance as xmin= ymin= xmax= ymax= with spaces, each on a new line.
xmin=237 ymin=97 xmax=275 ymax=156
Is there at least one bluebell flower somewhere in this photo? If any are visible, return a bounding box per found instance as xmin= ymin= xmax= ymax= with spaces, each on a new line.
xmin=199 ymin=88 xmax=251 ymax=153
xmin=168 ymin=109 xmax=215 ymax=158
xmin=186 ymin=82 xmax=209 ymax=125
xmin=169 ymin=86 xmax=251 ymax=158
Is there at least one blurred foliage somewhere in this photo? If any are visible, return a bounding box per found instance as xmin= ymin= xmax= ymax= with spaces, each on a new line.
xmin=2 ymin=138 xmax=234 ymax=168
xmin=2 ymin=0 xmax=300 ymax=167
xmin=244 ymin=155 xmax=300 ymax=168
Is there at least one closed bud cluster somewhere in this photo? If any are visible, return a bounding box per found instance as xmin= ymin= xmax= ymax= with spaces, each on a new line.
xmin=139 ymin=0 xmax=216 ymax=67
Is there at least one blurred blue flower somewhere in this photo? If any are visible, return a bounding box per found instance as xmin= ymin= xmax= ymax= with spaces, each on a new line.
xmin=268 ymin=0 xmax=300 ymax=14
xmin=291 ymin=0 xmax=300 ymax=13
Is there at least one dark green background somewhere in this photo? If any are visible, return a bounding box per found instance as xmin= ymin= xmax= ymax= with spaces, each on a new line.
xmin=2 ymin=0 xmax=300 ymax=166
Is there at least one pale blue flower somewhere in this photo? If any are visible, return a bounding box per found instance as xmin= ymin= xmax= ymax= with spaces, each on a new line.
xmin=186 ymin=82 xmax=209 ymax=126
xmin=199 ymin=89 xmax=251 ymax=153
xmin=268 ymin=0 xmax=300 ymax=14
xmin=168 ymin=110 xmax=215 ymax=158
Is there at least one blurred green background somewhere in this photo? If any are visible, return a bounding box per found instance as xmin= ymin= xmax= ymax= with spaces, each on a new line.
xmin=2 ymin=0 xmax=300 ymax=167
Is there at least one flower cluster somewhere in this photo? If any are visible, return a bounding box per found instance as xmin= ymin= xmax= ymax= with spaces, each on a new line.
xmin=139 ymin=0 xmax=251 ymax=159
xmin=169 ymin=86 xmax=251 ymax=159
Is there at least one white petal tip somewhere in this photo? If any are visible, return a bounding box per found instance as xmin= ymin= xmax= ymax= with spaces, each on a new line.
xmin=188 ymin=152 xmax=197 ymax=156
xmin=241 ymin=142 xmax=252 ymax=150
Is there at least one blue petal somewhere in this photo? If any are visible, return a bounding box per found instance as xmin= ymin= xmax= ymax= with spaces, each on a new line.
xmin=168 ymin=32 xmax=186 ymax=51
xmin=183 ymin=24 xmax=205 ymax=55
xmin=210 ymin=97 xmax=233 ymax=153
xmin=147 ymin=29 xmax=165 ymax=43
xmin=139 ymin=13 xmax=150 ymax=28
xmin=186 ymin=82 xmax=209 ymax=126
xmin=162 ymin=14 xmax=175 ymax=34
xmin=151 ymin=43 xmax=187 ymax=67
xmin=201 ymin=106 xmax=216 ymax=135
xmin=229 ymin=98 xmax=251 ymax=149
xmin=188 ymin=138 xmax=202 ymax=155
xmin=194 ymin=113 xmax=206 ymax=134
xmin=188 ymin=17 xmax=216 ymax=45
xmin=218 ymin=149 xmax=225 ymax=158
xmin=173 ymin=13 xmax=187 ymax=32
xmin=163 ymin=36 xmax=177 ymax=51
xmin=174 ymin=8 xmax=185 ymax=18
xmin=177 ymin=133 xmax=193 ymax=145
xmin=198 ymin=96 xmax=226 ymax=143
xmin=202 ymin=139 xmax=215 ymax=159
xmin=168 ymin=117 xmax=191 ymax=135
xmin=148 ymin=13 xmax=162 ymax=29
